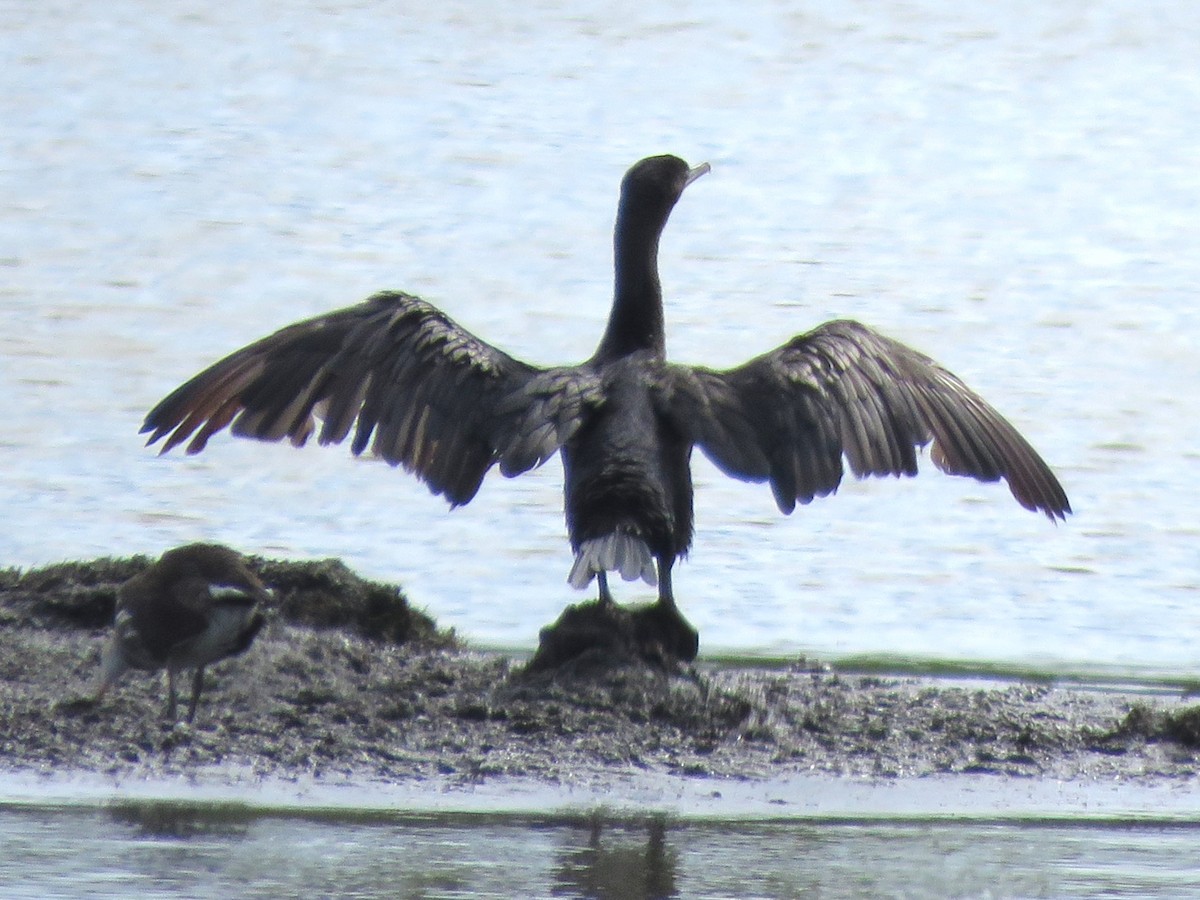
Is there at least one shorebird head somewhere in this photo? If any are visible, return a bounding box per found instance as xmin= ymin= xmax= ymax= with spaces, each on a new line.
xmin=94 ymin=617 xmax=131 ymax=700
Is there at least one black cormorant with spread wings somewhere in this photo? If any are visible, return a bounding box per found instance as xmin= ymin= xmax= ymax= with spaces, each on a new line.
xmin=142 ymin=155 xmax=1070 ymax=661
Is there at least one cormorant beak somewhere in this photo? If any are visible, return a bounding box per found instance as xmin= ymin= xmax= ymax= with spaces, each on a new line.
xmin=685 ymin=162 xmax=711 ymax=187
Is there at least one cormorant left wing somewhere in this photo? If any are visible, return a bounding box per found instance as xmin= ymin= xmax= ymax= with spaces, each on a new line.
xmin=142 ymin=291 xmax=604 ymax=506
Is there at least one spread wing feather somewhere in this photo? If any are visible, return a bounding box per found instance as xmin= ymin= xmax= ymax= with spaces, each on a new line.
xmin=142 ymin=291 xmax=604 ymax=506
xmin=659 ymin=319 xmax=1069 ymax=519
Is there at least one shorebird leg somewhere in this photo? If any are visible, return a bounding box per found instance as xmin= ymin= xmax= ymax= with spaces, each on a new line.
xmin=187 ymin=667 xmax=206 ymax=723
xmin=165 ymin=668 xmax=179 ymax=721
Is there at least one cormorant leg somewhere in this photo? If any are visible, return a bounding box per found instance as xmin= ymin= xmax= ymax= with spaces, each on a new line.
xmin=187 ymin=667 xmax=205 ymax=723
xmin=654 ymin=557 xmax=698 ymax=661
xmin=597 ymin=571 xmax=615 ymax=606
xmin=657 ymin=560 xmax=676 ymax=609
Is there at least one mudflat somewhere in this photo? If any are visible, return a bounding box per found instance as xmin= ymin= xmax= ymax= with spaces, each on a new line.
xmin=1 ymin=555 xmax=1196 ymax=789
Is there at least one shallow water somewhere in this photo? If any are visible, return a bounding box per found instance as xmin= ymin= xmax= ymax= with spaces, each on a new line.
xmin=3 ymin=796 xmax=1200 ymax=899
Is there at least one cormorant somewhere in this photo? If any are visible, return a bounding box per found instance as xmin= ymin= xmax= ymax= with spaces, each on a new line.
xmin=141 ymin=155 xmax=1070 ymax=661
xmin=97 ymin=543 xmax=269 ymax=721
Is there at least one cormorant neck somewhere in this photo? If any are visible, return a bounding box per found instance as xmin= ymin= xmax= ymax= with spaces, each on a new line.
xmin=594 ymin=198 xmax=669 ymax=362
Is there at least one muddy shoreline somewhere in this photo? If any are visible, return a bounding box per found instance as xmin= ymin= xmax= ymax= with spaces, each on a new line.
xmin=1 ymin=555 xmax=1198 ymax=792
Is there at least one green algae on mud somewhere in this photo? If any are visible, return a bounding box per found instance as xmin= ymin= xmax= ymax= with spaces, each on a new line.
xmin=0 ymin=554 xmax=1198 ymax=791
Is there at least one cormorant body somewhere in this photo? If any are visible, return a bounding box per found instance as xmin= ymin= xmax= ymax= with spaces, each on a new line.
xmin=142 ymin=156 xmax=1070 ymax=661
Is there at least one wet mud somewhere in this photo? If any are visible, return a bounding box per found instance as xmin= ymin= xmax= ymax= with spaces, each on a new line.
xmin=1 ymin=555 xmax=1197 ymax=787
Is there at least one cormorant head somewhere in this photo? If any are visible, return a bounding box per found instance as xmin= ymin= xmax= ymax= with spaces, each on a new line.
xmin=618 ymin=155 xmax=710 ymax=224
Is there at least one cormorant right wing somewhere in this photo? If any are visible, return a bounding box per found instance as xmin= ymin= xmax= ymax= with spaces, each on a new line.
xmin=660 ymin=319 xmax=1070 ymax=519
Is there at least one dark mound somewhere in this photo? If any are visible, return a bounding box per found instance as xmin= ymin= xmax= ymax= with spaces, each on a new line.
xmin=527 ymin=599 xmax=700 ymax=674
xmin=0 ymin=553 xmax=452 ymax=647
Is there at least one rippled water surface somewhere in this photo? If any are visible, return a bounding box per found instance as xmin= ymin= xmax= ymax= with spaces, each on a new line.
xmin=4 ymin=799 xmax=1200 ymax=899
xmin=6 ymin=0 xmax=1200 ymax=671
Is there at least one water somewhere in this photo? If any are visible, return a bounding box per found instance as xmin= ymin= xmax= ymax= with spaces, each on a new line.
xmin=3 ymin=764 xmax=1200 ymax=900
xmin=4 ymin=0 xmax=1200 ymax=671
xmin=3 ymin=798 xmax=1200 ymax=898
xmin=2 ymin=1 xmax=1199 ymax=892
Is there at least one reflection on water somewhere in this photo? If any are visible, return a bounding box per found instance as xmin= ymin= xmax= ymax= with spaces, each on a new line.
xmin=553 ymin=816 xmax=676 ymax=898
xmin=2 ymin=802 xmax=1199 ymax=898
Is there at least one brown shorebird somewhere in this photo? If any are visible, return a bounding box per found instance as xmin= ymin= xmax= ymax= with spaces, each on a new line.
xmin=97 ymin=543 xmax=268 ymax=721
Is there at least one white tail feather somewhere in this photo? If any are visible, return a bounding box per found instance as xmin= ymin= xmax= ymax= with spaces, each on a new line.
xmin=568 ymin=533 xmax=657 ymax=589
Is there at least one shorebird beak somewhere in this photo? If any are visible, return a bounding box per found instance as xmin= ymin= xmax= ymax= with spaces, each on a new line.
xmin=685 ymin=162 xmax=711 ymax=187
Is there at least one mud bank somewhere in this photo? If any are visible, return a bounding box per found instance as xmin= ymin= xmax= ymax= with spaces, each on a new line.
xmin=1 ymin=555 xmax=1197 ymax=789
